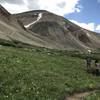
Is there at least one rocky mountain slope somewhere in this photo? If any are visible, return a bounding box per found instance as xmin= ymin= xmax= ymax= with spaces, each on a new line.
xmin=0 ymin=4 xmax=100 ymax=51
xmin=0 ymin=5 xmax=52 ymax=48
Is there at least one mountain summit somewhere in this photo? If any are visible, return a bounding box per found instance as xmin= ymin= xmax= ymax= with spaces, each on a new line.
xmin=0 ymin=5 xmax=100 ymax=51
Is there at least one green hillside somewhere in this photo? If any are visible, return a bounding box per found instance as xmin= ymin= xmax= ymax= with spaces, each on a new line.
xmin=0 ymin=46 xmax=100 ymax=100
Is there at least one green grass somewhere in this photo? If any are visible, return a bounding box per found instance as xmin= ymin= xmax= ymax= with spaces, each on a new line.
xmin=0 ymin=46 xmax=100 ymax=100
xmin=84 ymin=90 xmax=100 ymax=100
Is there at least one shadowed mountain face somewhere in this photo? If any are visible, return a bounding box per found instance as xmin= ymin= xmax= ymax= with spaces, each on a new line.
xmin=0 ymin=5 xmax=100 ymax=51
xmin=0 ymin=5 xmax=10 ymax=18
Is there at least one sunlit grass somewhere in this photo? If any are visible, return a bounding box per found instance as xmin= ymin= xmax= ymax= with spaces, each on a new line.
xmin=0 ymin=46 xmax=100 ymax=100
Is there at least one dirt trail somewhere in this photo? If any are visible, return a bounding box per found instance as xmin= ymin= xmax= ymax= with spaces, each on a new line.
xmin=65 ymin=91 xmax=93 ymax=100
xmin=65 ymin=86 xmax=100 ymax=100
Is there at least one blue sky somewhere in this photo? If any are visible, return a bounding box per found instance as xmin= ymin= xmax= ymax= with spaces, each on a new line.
xmin=0 ymin=0 xmax=100 ymax=33
xmin=65 ymin=0 xmax=100 ymax=24
xmin=65 ymin=0 xmax=100 ymax=32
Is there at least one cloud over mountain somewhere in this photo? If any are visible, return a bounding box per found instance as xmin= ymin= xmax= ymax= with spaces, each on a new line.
xmin=96 ymin=25 xmax=100 ymax=32
xmin=70 ymin=20 xmax=100 ymax=33
xmin=0 ymin=0 xmax=81 ymax=15
xmin=70 ymin=20 xmax=95 ymax=31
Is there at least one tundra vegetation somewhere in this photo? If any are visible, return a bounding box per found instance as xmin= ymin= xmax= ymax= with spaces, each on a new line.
xmin=0 ymin=46 xmax=100 ymax=100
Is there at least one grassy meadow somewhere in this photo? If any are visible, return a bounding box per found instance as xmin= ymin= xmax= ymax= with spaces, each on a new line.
xmin=0 ymin=46 xmax=100 ymax=100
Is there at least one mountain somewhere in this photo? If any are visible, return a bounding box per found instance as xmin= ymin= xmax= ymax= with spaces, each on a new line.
xmin=0 ymin=4 xmax=10 ymax=18
xmin=0 ymin=4 xmax=100 ymax=51
xmin=0 ymin=5 xmax=49 ymax=48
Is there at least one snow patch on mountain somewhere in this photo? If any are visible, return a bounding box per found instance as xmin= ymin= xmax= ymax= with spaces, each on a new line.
xmin=24 ymin=13 xmax=43 ymax=28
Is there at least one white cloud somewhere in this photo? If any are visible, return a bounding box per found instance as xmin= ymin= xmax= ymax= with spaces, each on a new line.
xmin=70 ymin=20 xmax=95 ymax=31
xmin=37 ymin=0 xmax=81 ymax=15
xmin=70 ymin=20 xmax=100 ymax=33
xmin=1 ymin=3 xmax=29 ymax=14
xmin=1 ymin=0 xmax=82 ymax=16
xmin=96 ymin=25 xmax=100 ymax=32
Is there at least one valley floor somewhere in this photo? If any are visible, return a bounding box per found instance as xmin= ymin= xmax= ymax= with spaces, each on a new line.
xmin=0 ymin=46 xmax=100 ymax=100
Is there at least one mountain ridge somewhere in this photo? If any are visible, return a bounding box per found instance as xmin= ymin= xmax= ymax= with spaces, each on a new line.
xmin=0 ymin=4 xmax=100 ymax=51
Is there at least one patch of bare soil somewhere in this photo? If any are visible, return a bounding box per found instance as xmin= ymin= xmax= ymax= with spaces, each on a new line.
xmin=65 ymin=91 xmax=93 ymax=100
xmin=65 ymin=85 xmax=100 ymax=100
